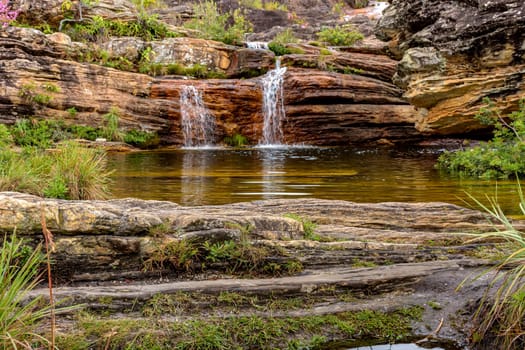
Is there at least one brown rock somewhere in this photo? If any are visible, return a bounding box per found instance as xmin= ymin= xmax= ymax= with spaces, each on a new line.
xmin=376 ymin=0 xmax=525 ymax=136
xmin=0 ymin=192 xmax=502 ymax=281
xmin=281 ymin=50 xmax=398 ymax=82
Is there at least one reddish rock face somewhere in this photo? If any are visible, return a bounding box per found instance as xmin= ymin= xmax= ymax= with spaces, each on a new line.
xmin=150 ymin=79 xmax=263 ymax=145
xmin=151 ymin=68 xmax=417 ymax=146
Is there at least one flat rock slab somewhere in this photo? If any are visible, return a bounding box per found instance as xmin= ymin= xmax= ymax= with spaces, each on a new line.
xmin=0 ymin=192 xmax=493 ymax=239
xmin=0 ymin=192 xmax=506 ymax=281
xmin=29 ymin=259 xmax=480 ymax=302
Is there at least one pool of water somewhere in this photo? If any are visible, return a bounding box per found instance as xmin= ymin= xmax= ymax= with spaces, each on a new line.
xmin=107 ymin=147 xmax=521 ymax=213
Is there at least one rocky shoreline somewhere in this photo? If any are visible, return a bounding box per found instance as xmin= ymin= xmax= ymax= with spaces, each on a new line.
xmin=1 ymin=191 xmax=516 ymax=348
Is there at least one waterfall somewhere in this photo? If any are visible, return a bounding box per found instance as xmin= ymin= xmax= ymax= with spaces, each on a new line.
xmin=246 ymin=41 xmax=269 ymax=50
xmin=180 ymin=85 xmax=216 ymax=147
xmin=260 ymin=59 xmax=287 ymax=145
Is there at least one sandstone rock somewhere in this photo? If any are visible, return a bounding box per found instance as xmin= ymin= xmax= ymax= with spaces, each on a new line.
xmin=149 ymin=37 xmax=275 ymax=77
xmin=281 ymin=50 xmax=398 ymax=82
xmin=151 ymin=68 xmax=419 ymax=146
xmin=376 ymin=0 xmax=525 ymax=136
xmin=0 ymin=192 xmax=504 ymax=281
xmin=0 ymin=36 xmax=165 ymax=132
xmin=99 ymin=37 xmax=146 ymax=62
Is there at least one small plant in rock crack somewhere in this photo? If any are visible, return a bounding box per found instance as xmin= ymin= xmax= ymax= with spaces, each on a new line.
xmin=284 ymin=213 xmax=321 ymax=241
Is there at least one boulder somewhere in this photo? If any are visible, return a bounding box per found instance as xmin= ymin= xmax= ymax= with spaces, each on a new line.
xmin=376 ymin=0 xmax=525 ymax=136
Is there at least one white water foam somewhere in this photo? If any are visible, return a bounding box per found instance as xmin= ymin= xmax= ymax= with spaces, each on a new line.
xmin=246 ymin=41 xmax=269 ymax=50
xmin=260 ymin=59 xmax=287 ymax=145
xmin=180 ymin=85 xmax=217 ymax=148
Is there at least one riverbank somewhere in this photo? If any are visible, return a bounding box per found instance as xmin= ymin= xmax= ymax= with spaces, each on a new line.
xmin=2 ymin=192 xmax=517 ymax=348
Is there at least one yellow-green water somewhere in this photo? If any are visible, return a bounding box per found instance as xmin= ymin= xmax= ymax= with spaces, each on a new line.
xmin=107 ymin=147 xmax=521 ymax=214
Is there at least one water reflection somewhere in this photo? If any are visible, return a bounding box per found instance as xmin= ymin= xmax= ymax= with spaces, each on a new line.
xmin=107 ymin=147 xmax=521 ymax=214
xmin=181 ymin=150 xmax=207 ymax=205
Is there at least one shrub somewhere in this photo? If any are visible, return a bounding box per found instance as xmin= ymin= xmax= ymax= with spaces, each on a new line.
xmin=268 ymin=42 xmax=291 ymax=56
xmin=10 ymin=119 xmax=54 ymax=148
xmin=184 ymin=0 xmax=252 ymax=45
xmin=316 ymin=25 xmax=364 ymax=46
xmin=123 ymin=129 xmax=160 ymax=148
xmin=457 ymin=188 xmax=525 ymax=348
xmin=223 ymin=133 xmax=248 ymax=147
xmin=437 ymin=98 xmax=525 ymax=178
xmin=268 ymin=28 xmax=299 ymax=56
xmin=102 ymin=107 xmax=124 ymax=142
xmin=10 ymin=119 xmax=102 ymax=148
xmin=0 ymin=148 xmax=45 ymax=194
xmin=263 ymin=1 xmax=287 ymax=11
xmin=63 ymin=14 xmax=178 ymax=42
xmin=47 ymin=141 xmax=114 ymax=200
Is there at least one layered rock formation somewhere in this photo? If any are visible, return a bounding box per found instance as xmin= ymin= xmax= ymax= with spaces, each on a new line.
xmin=376 ymin=0 xmax=525 ymax=136
xmin=1 ymin=191 xmax=512 ymax=347
xmin=0 ymin=191 xmax=500 ymax=280
xmin=0 ymin=9 xmax=418 ymax=146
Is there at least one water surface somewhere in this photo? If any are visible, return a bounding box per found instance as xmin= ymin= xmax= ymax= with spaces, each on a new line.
xmin=108 ymin=147 xmax=520 ymax=213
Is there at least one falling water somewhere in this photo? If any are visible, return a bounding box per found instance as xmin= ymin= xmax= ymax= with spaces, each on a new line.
xmin=246 ymin=41 xmax=269 ymax=50
xmin=260 ymin=59 xmax=287 ymax=145
xmin=180 ymin=85 xmax=216 ymax=147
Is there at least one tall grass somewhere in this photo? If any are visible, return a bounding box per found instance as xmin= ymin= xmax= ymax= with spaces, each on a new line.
xmin=51 ymin=141 xmax=114 ymax=200
xmin=0 ymin=234 xmax=50 ymax=349
xmin=458 ymin=185 xmax=525 ymax=348
xmin=0 ymin=142 xmax=113 ymax=200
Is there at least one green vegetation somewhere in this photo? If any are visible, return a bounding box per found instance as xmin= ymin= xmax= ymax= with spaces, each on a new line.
xmin=223 ymin=133 xmax=248 ymax=147
xmin=56 ymin=306 xmax=423 ymax=349
xmin=0 ymin=124 xmax=13 ymax=148
xmin=0 ymin=141 xmax=113 ymax=199
xmin=351 ymin=259 xmax=377 ymax=268
xmin=268 ymin=28 xmax=299 ymax=56
xmin=438 ymin=98 xmax=525 ymax=178
xmin=19 ymin=82 xmax=61 ymax=108
xmin=331 ymin=1 xmax=346 ymax=16
xmin=131 ymin=0 xmax=163 ymax=10
xmin=457 ymin=188 xmax=525 ymax=349
xmin=144 ymin=223 xmax=302 ymax=276
xmin=0 ymin=235 xmax=50 ymax=349
xmin=316 ymin=25 xmax=364 ymax=46
xmin=7 ymin=113 xmax=158 ymax=149
xmin=63 ymin=13 xmax=178 ymax=42
xmin=240 ymin=0 xmax=288 ymax=11
xmin=284 ymin=213 xmax=321 ymax=241
xmin=183 ymin=0 xmax=252 ymax=45
xmin=102 ymin=107 xmax=124 ymax=142
xmin=427 ymin=301 xmax=442 ymax=310
xmin=77 ymin=48 xmax=135 ymax=71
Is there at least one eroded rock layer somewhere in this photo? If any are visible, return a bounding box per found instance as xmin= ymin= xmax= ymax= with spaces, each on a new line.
xmin=0 ymin=25 xmax=418 ymax=146
xmin=0 ymin=191 xmax=501 ymax=281
xmin=376 ymin=0 xmax=525 ymax=135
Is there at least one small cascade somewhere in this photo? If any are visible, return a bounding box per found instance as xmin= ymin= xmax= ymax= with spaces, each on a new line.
xmin=246 ymin=41 xmax=269 ymax=50
xmin=260 ymin=58 xmax=287 ymax=145
xmin=180 ymin=85 xmax=216 ymax=147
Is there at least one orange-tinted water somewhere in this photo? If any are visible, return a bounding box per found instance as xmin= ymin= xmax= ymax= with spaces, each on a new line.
xmin=107 ymin=147 xmax=521 ymax=215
